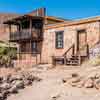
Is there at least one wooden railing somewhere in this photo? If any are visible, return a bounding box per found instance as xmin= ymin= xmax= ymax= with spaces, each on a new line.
xmin=63 ymin=44 xmax=75 ymax=57
xmin=10 ymin=28 xmax=43 ymax=41
xmin=52 ymin=43 xmax=89 ymax=65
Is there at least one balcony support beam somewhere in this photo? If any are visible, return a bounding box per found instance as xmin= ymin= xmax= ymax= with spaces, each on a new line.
xmin=30 ymin=17 xmax=32 ymax=37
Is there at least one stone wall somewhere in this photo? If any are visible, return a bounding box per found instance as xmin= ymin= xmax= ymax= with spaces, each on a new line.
xmin=41 ymin=21 xmax=100 ymax=64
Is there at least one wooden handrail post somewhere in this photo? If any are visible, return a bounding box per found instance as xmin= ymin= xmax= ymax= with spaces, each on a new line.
xmin=87 ymin=44 xmax=89 ymax=59
xmin=64 ymin=55 xmax=67 ymax=65
xmin=72 ymin=44 xmax=75 ymax=55
xmin=78 ymin=55 xmax=81 ymax=65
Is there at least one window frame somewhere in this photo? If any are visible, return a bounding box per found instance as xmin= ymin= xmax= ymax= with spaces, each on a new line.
xmin=55 ymin=31 xmax=64 ymax=49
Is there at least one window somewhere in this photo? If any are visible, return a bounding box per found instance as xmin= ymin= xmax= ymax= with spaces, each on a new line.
xmin=22 ymin=20 xmax=29 ymax=29
xmin=55 ymin=31 xmax=64 ymax=49
xmin=32 ymin=42 xmax=37 ymax=53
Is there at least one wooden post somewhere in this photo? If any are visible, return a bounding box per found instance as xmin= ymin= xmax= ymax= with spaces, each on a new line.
xmin=30 ymin=17 xmax=32 ymax=37
xmin=29 ymin=18 xmax=32 ymax=65
xmin=8 ymin=24 xmax=11 ymax=58
xmin=18 ymin=21 xmax=21 ymax=61
xmin=64 ymin=56 xmax=66 ymax=65
xmin=40 ymin=51 xmax=41 ymax=64
xmin=9 ymin=24 xmax=11 ymax=39
xmin=72 ymin=44 xmax=75 ymax=56
xmin=30 ymin=40 xmax=32 ymax=66
xmin=19 ymin=22 xmax=21 ymax=37
xmin=87 ymin=44 xmax=89 ymax=59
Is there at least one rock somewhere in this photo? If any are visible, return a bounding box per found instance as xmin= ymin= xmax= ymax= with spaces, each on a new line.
xmin=12 ymin=80 xmax=24 ymax=89
xmin=51 ymin=94 xmax=60 ymax=100
xmin=9 ymin=74 xmax=23 ymax=82
xmin=0 ymin=83 xmax=11 ymax=90
xmin=23 ymin=79 xmax=32 ymax=86
xmin=87 ymin=73 xmax=98 ymax=79
xmin=94 ymin=79 xmax=100 ymax=89
xmin=33 ymin=76 xmax=41 ymax=82
xmin=84 ymin=78 xmax=94 ymax=88
xmin=0 ymin=93 xmax=4 ymax=100
xmin=27 ymin=75 xmax=34 ymax=81
xmin=62 ymin=79 xmax=66 ymax=83
xmin=9 ymin=85 xmax=18 ymax=93
xmin=68 ymin=77 xmax=80 ymax=87
xmin=71 ymin=73 xmax=79 ymax=78
xmin=95 ymin=74 xmax=100 ymax=79
xmin=3 ymin=74 xmax=11 ymax=83
xmin=77 ymin=80 xmax=85 ymax=88
xmin=70 ymin=77 xmax=80 ymax=83
xmin=0 ymin=77 xmax=3 ymax=84
xmin=2 ymin=90 xmax=10 ymax=99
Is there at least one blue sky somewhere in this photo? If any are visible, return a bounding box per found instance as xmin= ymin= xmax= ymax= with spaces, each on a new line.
xmin=0 ymin=0 xmax=100 ymax=19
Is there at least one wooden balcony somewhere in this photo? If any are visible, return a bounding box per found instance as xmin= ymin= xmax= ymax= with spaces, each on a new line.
xmin=10 ymin=29 xmax=43 ymax=42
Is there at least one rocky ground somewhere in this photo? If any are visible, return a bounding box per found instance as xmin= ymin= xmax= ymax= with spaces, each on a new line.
xmin=1 ymin=64 xmax=100 ymax=100
xmin=0 ymin=67 xmax=42 ymax=100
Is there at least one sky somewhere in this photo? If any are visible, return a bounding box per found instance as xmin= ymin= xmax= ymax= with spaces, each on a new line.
xmin=0 ymin=0 xmax=100 ymax=20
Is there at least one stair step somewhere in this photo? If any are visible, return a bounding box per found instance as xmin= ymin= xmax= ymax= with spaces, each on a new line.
xmin=70 ymin=59 xmax=79 ymax=61
xmin=69 ymin=58 xmax=79 ymax=60
xmin=66 ymin=62 xmax=79 ymax=65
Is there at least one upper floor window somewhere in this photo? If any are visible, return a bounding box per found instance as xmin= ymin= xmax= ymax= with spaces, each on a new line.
xmin=22 ymin=20 xmax=29 ymax=29
xmin=55 ymin=31 xmax=64 ymax=49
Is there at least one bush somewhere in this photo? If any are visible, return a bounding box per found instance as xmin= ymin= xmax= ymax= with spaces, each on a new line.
xmin=7 ymin=48 xmax=17 ymax=59
xmin=89 ymin=56 xmax=100 ymax=66
xmin=0 ymin=47 xmax=17 ymax=67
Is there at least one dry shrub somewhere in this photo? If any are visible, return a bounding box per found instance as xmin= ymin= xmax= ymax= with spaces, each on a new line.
xmin=89 ymin=56 xmax=100 ymax=66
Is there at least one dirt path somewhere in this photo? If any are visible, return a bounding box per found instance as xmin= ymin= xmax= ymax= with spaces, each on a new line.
xmin=7 ymin=66 xmax=100 ymax=100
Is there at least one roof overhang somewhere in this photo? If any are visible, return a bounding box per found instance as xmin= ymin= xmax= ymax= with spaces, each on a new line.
xmin=3 ymin=15 xmax=44 ymax=25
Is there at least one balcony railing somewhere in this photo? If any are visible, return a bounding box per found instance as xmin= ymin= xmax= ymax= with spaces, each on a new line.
xmin=10 ymin=28 xmax=43 ymax=41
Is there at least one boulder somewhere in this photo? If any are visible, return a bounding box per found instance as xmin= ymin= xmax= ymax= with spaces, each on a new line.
xmin=94 ymin=78 xmax=100 ymax=89
xmin=84 ymin=78 xmax=94 ymax=88
xmin=12 ymin=80 xmax=24 ymax=89
xmin=0 ymin=93 xmax=4 ymax=100
xmin=68 ymin=77 xmax=81 ymax=87
xmin=71 ymin=73 xmax=79 ymax=78
xmin=69 ymin=77 xmax=80 ymax=83
xmin=23 ymin=79 xmax=32 ymax=86
xmin=77 ymin=80 xmax=85 ymax=88
xmin=9 ymin=74 xmax=23 ymax=82
xmin=0 ymin=83 xmax=11 ymax=90
xmin=2 ymin=90 xmax=10 ymax=99
xmin=0 ymin=77 xmax=3 ymax=84
xmin=87 ymin=73 xmax=100 ymax=80
xmin=9 ymin=85 xmax=18 ymax=93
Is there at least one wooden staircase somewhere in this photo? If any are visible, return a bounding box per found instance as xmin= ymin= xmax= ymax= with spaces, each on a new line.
xmin=65 ymin=55 xmax=81 ymax=65
xmin=52 ymin=43 xmax=89 ymax=66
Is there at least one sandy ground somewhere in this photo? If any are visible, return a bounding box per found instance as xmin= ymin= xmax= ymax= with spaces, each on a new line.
xmin=7 ymin=65 xmax=100 ymax=100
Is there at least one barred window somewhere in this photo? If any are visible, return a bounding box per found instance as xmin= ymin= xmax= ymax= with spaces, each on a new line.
xmin=55 ymin=31 xmax=64 ymax=48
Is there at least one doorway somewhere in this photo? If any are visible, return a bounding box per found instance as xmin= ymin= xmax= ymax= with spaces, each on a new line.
xmin=77 ymin=29 xmax=87 ymax=56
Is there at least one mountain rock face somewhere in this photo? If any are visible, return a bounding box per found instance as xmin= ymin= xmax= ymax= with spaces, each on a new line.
xmin=0 ymin=13 xmax=19 ymax=41
xmin=0 ymin=71 xmax=41 ymax=100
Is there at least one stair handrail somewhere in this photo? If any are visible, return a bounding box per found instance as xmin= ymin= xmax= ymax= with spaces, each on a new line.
xmin=63 ymin=43 xmax=75 ymax=57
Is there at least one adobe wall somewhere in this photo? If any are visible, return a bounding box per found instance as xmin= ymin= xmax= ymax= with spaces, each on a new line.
xmin=41 ymin=21 xmax=100 ymax=64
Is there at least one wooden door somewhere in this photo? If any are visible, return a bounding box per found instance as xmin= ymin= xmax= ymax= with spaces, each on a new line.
xmin=77 ymin=30 xmax=87 ymax=56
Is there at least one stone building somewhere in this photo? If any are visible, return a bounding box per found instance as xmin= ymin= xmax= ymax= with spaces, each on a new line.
xmin=2 ymin=8 xmax=100 ymax=66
